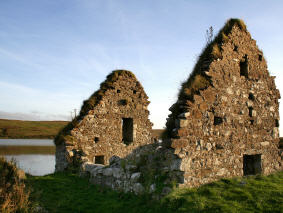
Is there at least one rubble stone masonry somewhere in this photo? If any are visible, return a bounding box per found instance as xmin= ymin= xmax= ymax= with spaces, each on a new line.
xmin=55 ymin=70 xmax=152 ymax=171
xmin=165 ymin=19 xmax=281 ymax=187
xmin=55 ymin=19 xmax=282 ymax=194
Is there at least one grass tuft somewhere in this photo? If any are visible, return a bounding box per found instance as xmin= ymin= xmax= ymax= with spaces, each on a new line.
xmin=0 ymin=157 xmax=31 ymax=212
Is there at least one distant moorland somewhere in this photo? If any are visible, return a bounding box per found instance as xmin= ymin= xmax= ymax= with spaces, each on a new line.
xmin=0 ymin=119 xmax=68 ymax=139
xmin=0 ymin=119 xmax=165 ymax=140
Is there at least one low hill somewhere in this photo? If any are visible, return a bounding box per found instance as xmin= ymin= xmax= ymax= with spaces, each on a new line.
xmin=152 ymin=129 xmax=164 ymax=139
xmin=0 ymin=119 xmax=165 ymax=140
xmin=0 ymin=119 xmax=68 ymax=139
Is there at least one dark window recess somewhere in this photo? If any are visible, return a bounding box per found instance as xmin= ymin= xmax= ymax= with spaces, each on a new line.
xmin=216 ymin=144 xmax=224 ymax=149
xmin=233 ymin=45 xmax=238 ymax=51
xmin=243 ymin=154 xmax=262 ymax=175
xmin=248 ymin=93 xmax=255 ymax=101
xmin=133 ymin=90 xmax=137 ymax=94
xmin=122 ymin=118 xmax=133 ymax=145
xmin=117 ymin=89 xmax=121 ymax=93
xmin=248 ymin=107 xmax=253 ymax=117
xmin=214 ymin=116 xmax=223 ymax=125
xmin=258 ymin=54 xmax=263 ymax=61
xmin=240 ymin=55 xmax=249 ymax=78
xmin=94 ymin=137 xmax=99 ymax=143
xmin=275 ymin=119 xmax=279 ymax=127
xmin=250 ymin=119 xmax=254 ymax=125
xmin=118 ymin=99 xmax=127 ymax=106
xmin=95 ymin=155 xmax=105 ymax=165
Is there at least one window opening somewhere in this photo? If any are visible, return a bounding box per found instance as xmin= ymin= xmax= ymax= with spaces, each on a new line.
xmin=94 ymin=137 xmax=99 ymax=143
xmin=122 ymin=118 xmax=133 ymax=145
xmin=133 ymin=90 xmax=137 ymax=94
xmin=233 ymin=45 xmax=238 ymax=51
xmin=117 ymin=89 xmax=121 ymax=93
xmin=248 ymin=93 xmax=255 ymax=101
xmin=94 ymin=155 xmax=105 ymax=165
xmin=118 ymin=99 xmax=127 ymax=106
xmin=214 ymin=116 xmax=223 ymax=125
xmin=240 ymin=54 xmax=249 ymax=78
xmin=275 ymin=119 xmax=279 ymax=127
xmin=243 ymin=154 xmax=262 ymax=175
xmin=258 ymin=55 xmax=262 ymax=61
xmin=216 ymin=144 xmax=224 ymax=150
xmin=248 ymin=107 xmax=253 ymax=117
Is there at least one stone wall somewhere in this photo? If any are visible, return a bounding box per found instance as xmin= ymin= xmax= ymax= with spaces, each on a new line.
xmin=79 ymin=142 xmax=182 ymax=197
xmin=55 ymin=70 xmax=152 ymax=171
xmin=164 ymin=19 xmax=282 ymax=188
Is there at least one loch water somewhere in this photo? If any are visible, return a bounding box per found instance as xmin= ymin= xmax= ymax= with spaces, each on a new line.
xmin=0 ymin=139 xmax=55 ymax=176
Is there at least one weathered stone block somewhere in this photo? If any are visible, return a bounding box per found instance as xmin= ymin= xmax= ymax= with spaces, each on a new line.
xmin=103 ymin=168 xmax=113 ymax=176
xmin=130 ymin=172 xmax=141 ymax=182
xmin=133 ymin=183 xmax=144 ymax=194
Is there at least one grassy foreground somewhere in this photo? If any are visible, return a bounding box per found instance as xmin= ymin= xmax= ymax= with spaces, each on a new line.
xmin=26 ymin=171 xmax=283 ymax=213
xmin=0 ymin=157 xmax=30 ymax=212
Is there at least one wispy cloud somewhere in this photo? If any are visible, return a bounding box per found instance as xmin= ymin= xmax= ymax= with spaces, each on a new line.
xmin=0 ymin=110 xmax=69 ymax=121
xmin=0 ymin=47 xmax=45 ymax=71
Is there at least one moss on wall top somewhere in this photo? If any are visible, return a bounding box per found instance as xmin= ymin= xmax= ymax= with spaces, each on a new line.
xmin=55 ymin=70 xmax=143 ymax=145
xmin=163 ymin=18 xmax=247 ymax=139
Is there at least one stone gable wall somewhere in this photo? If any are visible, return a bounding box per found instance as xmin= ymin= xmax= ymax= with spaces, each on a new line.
xmin=167 ymin=25 xmax=281 ymax=187
xmin=56 ymin=72 xmax=152 ymax=171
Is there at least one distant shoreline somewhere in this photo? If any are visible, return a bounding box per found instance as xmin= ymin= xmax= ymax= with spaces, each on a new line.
xmin=0 ymin=119 xmax=165 ymax=139
xmin=0 ymin=136 xmax=55 ymax=139
xmin=0 ymin=119 xmax=68 ymax=139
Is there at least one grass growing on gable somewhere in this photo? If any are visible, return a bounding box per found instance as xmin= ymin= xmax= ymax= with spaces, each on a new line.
xmin=25 ymin=171 xmax=283 ymax=213
xmin=163 ymin=18 xmax=248 ymax=139
xmin=54 ymin=69 xmax=144 ymax=146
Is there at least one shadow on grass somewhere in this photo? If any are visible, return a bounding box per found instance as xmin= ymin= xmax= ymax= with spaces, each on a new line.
xmin=26 ymin=171 xmax=283 ymax=213
xmin=26 ymin=172 xmax=169 ymax=213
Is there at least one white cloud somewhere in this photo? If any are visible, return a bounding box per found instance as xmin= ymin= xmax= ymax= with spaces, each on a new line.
xmin=0 ymin=110 xmax=69 ymax=121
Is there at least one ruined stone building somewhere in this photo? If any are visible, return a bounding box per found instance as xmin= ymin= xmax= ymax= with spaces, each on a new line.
xmin=163 ymin=19 xmax=281 ymax=187
xmin=55 ymin=70 xmax=152 ymax=171
xmin=55 ymin=19 xmax=281 ymax=194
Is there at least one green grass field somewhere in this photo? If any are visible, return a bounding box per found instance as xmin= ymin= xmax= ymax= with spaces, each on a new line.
xmin=0 ymin=119 xmax=68 ymax=139
xmin=0 ymin=119 xmax=165 ymax=140
xmin=26 ymin=171 xmax=283 ymax=213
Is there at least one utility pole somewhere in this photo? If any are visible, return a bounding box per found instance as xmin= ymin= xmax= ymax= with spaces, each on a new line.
xmin=74 ymin=109 xmax=77 ymax=118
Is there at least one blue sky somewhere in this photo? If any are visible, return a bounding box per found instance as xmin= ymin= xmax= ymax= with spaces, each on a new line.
xmin=0 ymin=0 xmax=283 ymax=133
